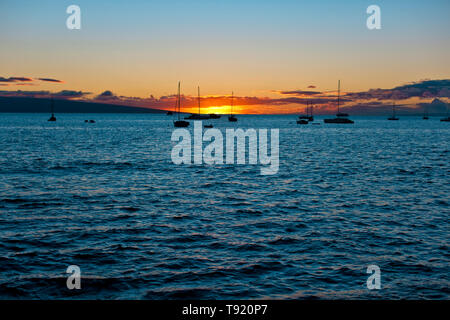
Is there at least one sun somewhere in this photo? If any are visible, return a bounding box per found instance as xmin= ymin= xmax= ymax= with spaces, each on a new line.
xmin=204 ymin=105 xmax=233 ymax=114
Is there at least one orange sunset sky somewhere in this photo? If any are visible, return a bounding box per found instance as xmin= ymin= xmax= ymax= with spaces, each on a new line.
xmin=0 ymin=0 xmax=449 ymax=114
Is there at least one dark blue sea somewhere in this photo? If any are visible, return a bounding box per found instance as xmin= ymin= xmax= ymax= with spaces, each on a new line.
xmin=0 ymin=113 xmax=448 ymax=299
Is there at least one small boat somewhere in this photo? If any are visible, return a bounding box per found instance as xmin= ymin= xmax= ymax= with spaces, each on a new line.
xmin=297 ymin=101 xmax=314 ymax=124
xmin=175 ymin=120 xmax=190 ymax=127
xmin=47 ymin=98 xmax=56 ymax=121
xmin=228 ymin=91 xmax=238 ymax=122
xmin=388 ymin=102 xmax=399 ymax=120
xmin=89 ymin=120 xmax=96 ymax=123
xmin=209 ymin=114 xmax=221 ymax=119
xmin=174 ymin=82 xmax=190 ymax=128
xmin=324 ymin=114 xmax=354 ymax=124
xmin=307 ymin=104 xmax=314 ymax=122
xmin=324 ymin=81 xmax=354 ymax=124
xmin=306 ymin=101 xmax=314 ymax=121
xmin=185 ymin=86 xmax=210 ymax=120
xmin=185 ymin=114 xmax=210 ymax=120
xmin=298 ymin=102 xmax=310 ymax=121
xmin=166 ymin=111 xmax=173 ymax=115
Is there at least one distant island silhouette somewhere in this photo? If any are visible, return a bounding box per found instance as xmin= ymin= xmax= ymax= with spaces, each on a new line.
xmin=0 ymin=96 xmax=448 ymax=116
xmin=0 ymin=97 xmax=166 ymax=114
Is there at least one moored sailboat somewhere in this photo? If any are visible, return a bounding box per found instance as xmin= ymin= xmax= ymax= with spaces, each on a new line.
xmin=298 ymin=101 xmax=313 ymax=123
xmin=307 ymin=103 xmax=314 ymax=122
xmin=228 ymin=91 xmax=237 ymax=122
xmin=297 ymin=101 xmax=309 ymax=124
xmin=324 ymin=80 xmax=354 ymax=124
xmin=388 ymin=102 xmax=399 ymax=120
xmin=185 ymin=86 xmax=210 ymax=120
xmin=47 ymin=98 xmax=56 ymax=122
xmin=174 ymin=82 xmax=190 ymax=127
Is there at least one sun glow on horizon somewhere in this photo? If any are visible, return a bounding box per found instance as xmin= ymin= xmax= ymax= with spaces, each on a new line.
xmin=180 ymin=105 xmax=238 ymax=115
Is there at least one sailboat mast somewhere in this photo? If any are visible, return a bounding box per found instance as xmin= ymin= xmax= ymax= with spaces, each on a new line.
xmin=177 ymin=81 xmax=181 ymax=120
xmin=231 ymin=91 xmax=234 ymax=116
xmin=198 ymin=86 xmax=201 ymax=115
xmin=337 ymin=80 xmax=340 ymax=114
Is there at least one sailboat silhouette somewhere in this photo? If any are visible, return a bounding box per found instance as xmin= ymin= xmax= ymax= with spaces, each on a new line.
xmin=324 ymin=80 xmax=354 ymax=124
xmin=47 ymin=98 xmax=56 ymax=121
xmin=228 ymin=91 xmax=237 ymax=122
xmin=174 ymin=82 xmax=190 ymax=127
xmin=185 ymin=86 xmax=210 ymax=120
xmin=388 ymin=102 xmax=399 ymax=120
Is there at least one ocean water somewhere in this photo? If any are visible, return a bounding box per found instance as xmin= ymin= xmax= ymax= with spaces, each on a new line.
xmin=0 ymin=113 xmax=448 ymax=299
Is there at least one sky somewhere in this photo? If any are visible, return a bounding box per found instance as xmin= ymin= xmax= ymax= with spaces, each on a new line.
xmin=0 ymin=0 xmax=449 ymax=114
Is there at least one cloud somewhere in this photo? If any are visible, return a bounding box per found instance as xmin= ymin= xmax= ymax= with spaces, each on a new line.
xmin=0 ymin=79 xmax=448 ymax=114
xmin=279 ymin=90 xmax=323 ymax=96
xmin=0 ymin=76 xmax=64 ymax=85
xmin=0 ymin=90 xmax=51 ymax=97
xmin=345 ymin=79 xmax=450 ymax=101
xmin=0 ymin=76 xmax=33 ymax=83
xmin=271 ymin=96 xmax=351 ymax=106
xmin=0 ymin=90 xmax=90 ymax=99
xmin=95 ymin=90 xmax=120 ymax=101
xmin=52 ymin=90 xmax=88 ymax=98
xmin=38 ymin=78 xmax=64 ymax=83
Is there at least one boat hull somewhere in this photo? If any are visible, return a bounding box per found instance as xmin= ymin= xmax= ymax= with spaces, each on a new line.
xmin=185 ymin=114 xmax=210 ymax=120
xmin=174 ymin=120 xmax=190 ymax=127
xmin=324 ymin=118 xmax=354 ymax=124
